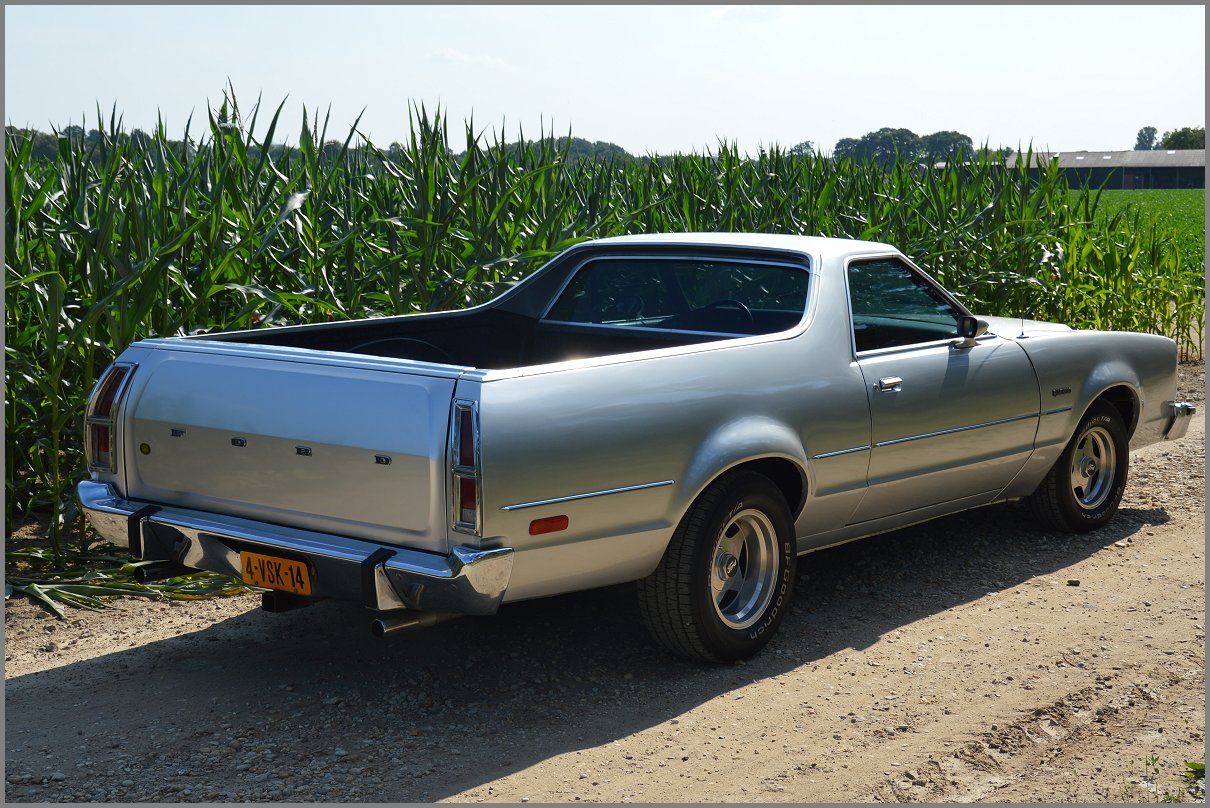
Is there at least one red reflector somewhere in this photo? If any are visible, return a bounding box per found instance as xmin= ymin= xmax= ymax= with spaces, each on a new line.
xmin=458 ymin=476 xmax=477 ymax=524
xmin=458 ymin=409 xmax=475 ymax=467
xmin=529 ymin=515 xmax=569 ymax=535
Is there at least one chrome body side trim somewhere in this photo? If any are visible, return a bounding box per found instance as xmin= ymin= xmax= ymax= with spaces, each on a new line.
xmin=78 ymin=480 xmax=513 ymax=615
xmin=810 ymin=445 xmax=871 ymax=460
xmin=500 ymin=480 xmax=676 ymax=511
xmin=1043 ymin=406 xmax=1074 ymax=416
xmin=1164 ymin=401 xmax=1196 ymax=440
xmin=873 ymin=412 xmax=1039 ymax=448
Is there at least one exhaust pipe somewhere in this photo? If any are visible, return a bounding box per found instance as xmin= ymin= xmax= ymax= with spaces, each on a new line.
xmin=371 ymin=611 xmax=457 ymax=638
xmin=133 ymin=561 xmax=193 ymax=583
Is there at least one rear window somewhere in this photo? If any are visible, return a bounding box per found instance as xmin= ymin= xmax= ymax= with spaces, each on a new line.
xmin=544 ymin=257 xmax=810 ymax=336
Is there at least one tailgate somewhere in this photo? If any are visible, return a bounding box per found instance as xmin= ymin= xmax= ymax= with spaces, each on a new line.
xmin=121 ymin=347 xmax=457 ymax=552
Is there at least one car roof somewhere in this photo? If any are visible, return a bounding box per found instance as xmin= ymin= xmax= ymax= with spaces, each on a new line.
xmin=581 ymin=232 xmax=897 ymax=261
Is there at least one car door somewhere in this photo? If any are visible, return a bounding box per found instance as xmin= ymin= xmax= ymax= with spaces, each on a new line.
xmin=845 ymin=256 xmax=1039 ymax=524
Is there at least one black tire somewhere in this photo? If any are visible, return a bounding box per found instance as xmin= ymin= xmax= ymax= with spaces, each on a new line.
xmin=1028 ymin=401 xmax=1129 ymax=533
xmin=637 ymin=471 xmax=797 ymax=663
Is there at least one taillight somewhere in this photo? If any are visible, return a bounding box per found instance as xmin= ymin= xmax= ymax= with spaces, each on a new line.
xmin=85 ymin=363 xmax=137 ymax=473
xmin=450 ymin=400 xmax=481 ymax=535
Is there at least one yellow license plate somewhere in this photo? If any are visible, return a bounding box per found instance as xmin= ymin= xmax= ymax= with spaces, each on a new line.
xmin=240 ymin=550 xmax=312 ymax=595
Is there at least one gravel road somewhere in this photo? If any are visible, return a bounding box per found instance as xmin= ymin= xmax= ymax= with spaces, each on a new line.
xmin=5 ymin=364 xmax=1204 ymax=803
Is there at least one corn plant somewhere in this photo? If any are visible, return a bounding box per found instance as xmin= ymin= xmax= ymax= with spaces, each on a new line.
xmin=5 ymin=92 xmax=1204 ymax=569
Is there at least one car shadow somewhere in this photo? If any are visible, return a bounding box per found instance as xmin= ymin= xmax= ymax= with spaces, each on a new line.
xmin=5 ymin=501 xmax=1168 ymax=802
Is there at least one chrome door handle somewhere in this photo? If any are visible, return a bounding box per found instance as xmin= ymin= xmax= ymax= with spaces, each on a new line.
xmin=877 ymin=376 xmax=903 ymax=392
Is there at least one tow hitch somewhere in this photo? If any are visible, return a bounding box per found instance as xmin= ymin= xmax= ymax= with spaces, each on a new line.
xmin=261 ymin=591 xmax=318 ymax=613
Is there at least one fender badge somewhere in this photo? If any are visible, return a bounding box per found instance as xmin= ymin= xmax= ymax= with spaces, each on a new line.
xmin=1051 ymin=387 xmax=1072 ymax=397
xmin=374 ymin=455 xmax=392 ymax=466
xmin=231 ymin=437 xmax=248 ymax=447
xmin=295 ymin=446 xmax=313 ymax=457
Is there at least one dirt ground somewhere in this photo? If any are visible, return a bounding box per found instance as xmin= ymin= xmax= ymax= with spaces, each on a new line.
xmin=5 ymin=364 xmax=1205 ymax=803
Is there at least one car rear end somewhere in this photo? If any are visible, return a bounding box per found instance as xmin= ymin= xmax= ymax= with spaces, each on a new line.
xmin=78 ymin=340 xmax=512 ymax=618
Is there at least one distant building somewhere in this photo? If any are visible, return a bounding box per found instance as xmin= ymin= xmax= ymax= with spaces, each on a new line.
xmin=1005 ymin=149 xmax=1205 ymax=189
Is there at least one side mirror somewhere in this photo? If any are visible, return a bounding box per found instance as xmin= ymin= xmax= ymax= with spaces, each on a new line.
xmin=954 ymin=316 xmax=989 ymax=348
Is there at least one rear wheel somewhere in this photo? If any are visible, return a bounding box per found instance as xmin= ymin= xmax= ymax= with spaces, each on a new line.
xmin=638 ymin=471 xmax=796 ymax=662
xmin=1028 ymin=401 xmax=1129 ymax=532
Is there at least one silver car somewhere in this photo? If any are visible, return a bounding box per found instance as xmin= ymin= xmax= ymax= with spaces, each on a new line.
xmin=79 ymin=233 xmax=1196 ymax=661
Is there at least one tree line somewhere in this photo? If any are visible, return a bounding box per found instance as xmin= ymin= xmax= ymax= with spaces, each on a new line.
xmin=1134 ymin=126 xmax=1205 ymax=151
xmin=15 ymin=122 xmax=1198 ymax=169
xmin=828 ymin=128 xmax=1010 ymax=165
xmin=2 ymin=125 xmax=637 ymax=166
xmin=0 ymin=123 xmax=1007 ymax=168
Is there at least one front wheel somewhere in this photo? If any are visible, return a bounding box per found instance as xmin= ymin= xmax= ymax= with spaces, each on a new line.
xmin=638 ymin=471 xmax=797 ymax=663
xmin=1028 ymin=401 xmax=1129 ymax=532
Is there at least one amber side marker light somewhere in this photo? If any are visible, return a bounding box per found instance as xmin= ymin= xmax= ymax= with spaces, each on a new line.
xmin=529 ymin=515 xmax=569 ymax=535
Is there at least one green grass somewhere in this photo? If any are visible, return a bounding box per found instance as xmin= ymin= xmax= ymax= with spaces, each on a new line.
xmin=1086 ymin=189 xmax=1205 ymax=278
xmin=1090 ymin=188 xmax=1204 ymax=231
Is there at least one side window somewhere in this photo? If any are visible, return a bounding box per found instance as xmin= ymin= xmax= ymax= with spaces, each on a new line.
xmin=847 ymin=258 xmax=963 ymax=352
xmin=545 ymin=260 xmax=680 ymax=324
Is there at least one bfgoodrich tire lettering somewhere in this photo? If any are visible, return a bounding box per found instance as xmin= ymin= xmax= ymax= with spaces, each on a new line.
xmin=1028 ymin=401 xmax=1129 ymax=533
xmin=638 ymin=471 xmax=797 ymax=663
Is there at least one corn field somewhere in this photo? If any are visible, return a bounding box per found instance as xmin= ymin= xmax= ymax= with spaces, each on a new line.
xmin=5 ymin=97 xmax=1205 ymax=546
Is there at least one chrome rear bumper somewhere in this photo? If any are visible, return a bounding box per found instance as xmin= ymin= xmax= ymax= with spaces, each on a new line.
xmin=77 ymin=481 xmax=512 ymax=615
xmin=1164 ymin=401 xmax=1197 ymax=441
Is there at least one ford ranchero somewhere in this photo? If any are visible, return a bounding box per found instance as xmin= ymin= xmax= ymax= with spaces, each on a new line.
xmin=79 ymin=233 xmax=1195 ymax=661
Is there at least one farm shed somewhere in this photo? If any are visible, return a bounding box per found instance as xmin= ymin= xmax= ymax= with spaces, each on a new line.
xmin=1006 ymin=149 xmax=1205 ymax=190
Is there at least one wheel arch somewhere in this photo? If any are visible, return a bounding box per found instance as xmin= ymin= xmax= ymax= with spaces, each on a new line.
xmin=675 ymin=416 xmax=809 ymax=524
xmin=1091 ymin=384 xmax=1140 ymax=438
xmin=725 ymin=457 xmax=807 ymax=518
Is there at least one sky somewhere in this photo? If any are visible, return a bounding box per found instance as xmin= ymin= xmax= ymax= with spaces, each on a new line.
xmin=4 ymin=5 xmax=1206 ymax=156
